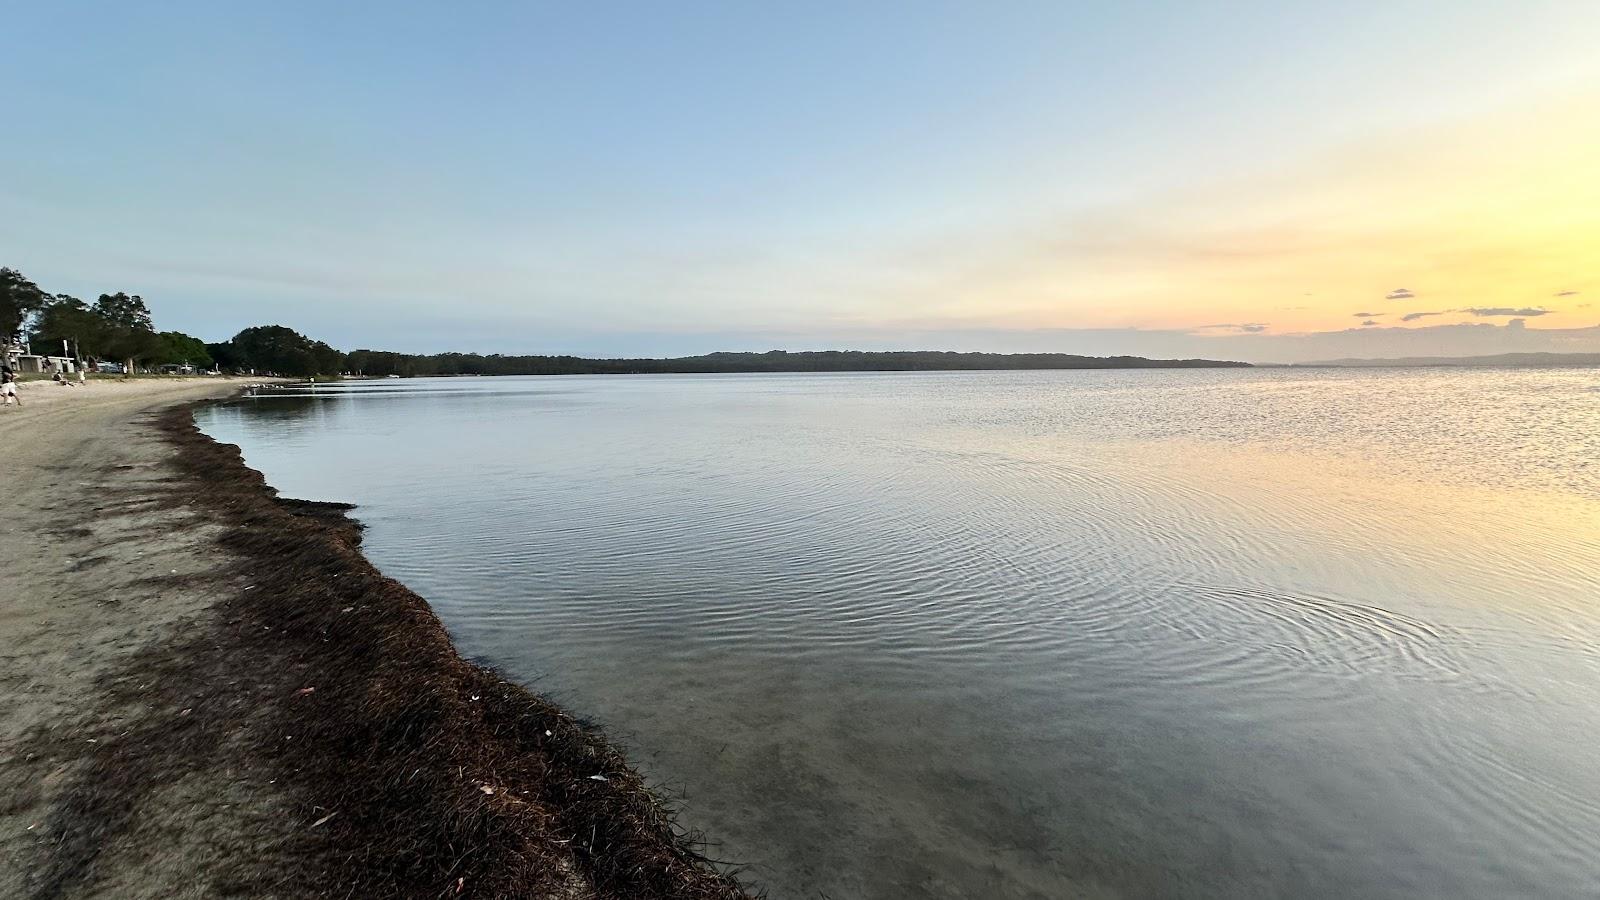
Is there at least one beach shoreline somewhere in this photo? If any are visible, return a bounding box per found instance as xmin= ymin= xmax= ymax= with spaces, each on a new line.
xmin=0 ymin=380 xmax=744 ymax=898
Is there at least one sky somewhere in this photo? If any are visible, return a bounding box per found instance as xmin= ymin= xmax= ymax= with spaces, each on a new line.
xmin=3 ymin=1 xmax=1598 ymax=363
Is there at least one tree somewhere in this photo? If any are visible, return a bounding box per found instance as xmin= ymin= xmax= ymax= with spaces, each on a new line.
xmin=310 ymin=340 xmax=344 ymax=376
xmin=92 ymin=292 xmax=160 ymax=367
xmin=206 ymin=341 xmax=240 ymax=371
xmin=1 ymin=267 xmax=51 ymax=345
xmin=91 ymin=292 xmax=154 ymax=330
xmin=30 ymin=294 xmax=105 ymax=359
xmin=152 ymin=331 xmax=214 ymax=368
xmin=346 ymin=349 xmax=418 ymax=377
xmin=224 ymin=325 xmax=346 ymax=376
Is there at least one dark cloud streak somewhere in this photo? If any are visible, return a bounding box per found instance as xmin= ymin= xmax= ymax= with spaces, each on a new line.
xmin=1459 ymin=307 xmax=1550 ymax=317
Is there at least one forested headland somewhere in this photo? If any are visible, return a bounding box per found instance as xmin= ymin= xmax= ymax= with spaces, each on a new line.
xmin=5 ymin=266 xmax=1249 ymax=377
xmin=344 ymin=348 xmax=1250 ymax=377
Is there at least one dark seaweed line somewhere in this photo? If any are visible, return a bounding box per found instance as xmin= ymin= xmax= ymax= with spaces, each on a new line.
xmin=173 ymin=400 xmax=760 ymax=898
xmin=160 ymin=402 xmax=754 ymax=898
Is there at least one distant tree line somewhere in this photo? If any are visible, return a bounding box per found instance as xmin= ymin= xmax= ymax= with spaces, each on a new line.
xmin=343 ymin=349 xmax=1250 ymax=377
xmin=7 ymin=264 xmax=1251 ymax=378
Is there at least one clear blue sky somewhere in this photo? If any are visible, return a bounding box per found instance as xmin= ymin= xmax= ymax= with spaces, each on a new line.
xmin=4 ymin=2 xmax=1598 ymax=361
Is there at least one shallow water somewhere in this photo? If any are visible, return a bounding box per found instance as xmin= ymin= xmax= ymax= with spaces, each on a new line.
xmin=198 ymin=368 xmax=1600 ymax=898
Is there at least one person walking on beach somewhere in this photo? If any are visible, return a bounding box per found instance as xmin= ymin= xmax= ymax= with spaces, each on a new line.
xmin=2 ymin=370 xmax=20 ymax=406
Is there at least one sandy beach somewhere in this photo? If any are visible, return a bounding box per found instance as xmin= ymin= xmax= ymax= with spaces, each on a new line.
xmin=0 ymin=379 xmax=743 ymax=899
xmin=0 ymin=378 xmax=285 ymax=897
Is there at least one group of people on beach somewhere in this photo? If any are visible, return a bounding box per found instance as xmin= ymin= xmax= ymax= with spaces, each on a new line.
xmin=0 ymin=363 xmax=87 ymax=406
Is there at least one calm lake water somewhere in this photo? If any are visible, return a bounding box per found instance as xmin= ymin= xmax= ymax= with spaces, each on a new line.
xmin=197 ymin=368 xmax=1600 ymax=898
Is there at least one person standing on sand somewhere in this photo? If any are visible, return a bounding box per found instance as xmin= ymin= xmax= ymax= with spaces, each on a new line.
xmin=2 ymin=371 xmax=20 ymax=406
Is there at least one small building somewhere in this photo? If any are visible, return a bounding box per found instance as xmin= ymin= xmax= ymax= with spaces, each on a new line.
xmin=11 ymin=354 xmax=78 ymax=374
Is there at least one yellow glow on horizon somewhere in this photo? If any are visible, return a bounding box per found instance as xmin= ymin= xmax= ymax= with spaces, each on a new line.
xmin=901 ymin=92 xmax=1600 ymax=336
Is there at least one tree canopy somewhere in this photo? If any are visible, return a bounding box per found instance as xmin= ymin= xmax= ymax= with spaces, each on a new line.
xmin=225 ymin=325 xmax=344 ymax=376
xmin=90 ymin=293 xmax=163 ymax=364
xmin=26 ymin=290 xmax=182 ymax=365
xmin=18 ymin=270 xmax=210 ymax=369
xmin=29 ymin=294 xmax=101 ymax=357
xmin=153 ymin=331 xmax=214 ymax=368
xmin=1 ymin=267 xmax=50 ymax=343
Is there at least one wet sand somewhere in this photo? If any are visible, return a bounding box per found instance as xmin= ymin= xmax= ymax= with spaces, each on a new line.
xmin=0 ymin=378 xmax=743 ymax=898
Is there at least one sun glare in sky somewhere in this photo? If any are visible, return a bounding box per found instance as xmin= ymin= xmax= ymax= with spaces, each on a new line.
xmin=953 ymin=92 xmax=1600 ymax=334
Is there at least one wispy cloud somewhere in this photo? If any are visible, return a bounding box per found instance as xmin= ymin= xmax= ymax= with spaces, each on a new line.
xmin=1401 ymin=311 xmax=1445 ymax=322
xmin=1362 ymin=319 xmax=1378 ymax=327
xmin=1458 ymin=307 xmax=1551 ymax=317
xmin=1385 ymin=288 xmax=1415 ymax=300
xmin=1556 ymin=290 xmax=1579 ymax=297
xmin=1353 ymin=311 xmax=1383 ymax=318
xmin=1198 ymin=322 xmax=1269 ymax=334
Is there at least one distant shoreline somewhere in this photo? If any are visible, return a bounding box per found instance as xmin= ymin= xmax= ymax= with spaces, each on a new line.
xmin=1291 ymin=351 xmax=1600 ymax=369
xmin=340 ymin=348 xmax=1251 ymax=378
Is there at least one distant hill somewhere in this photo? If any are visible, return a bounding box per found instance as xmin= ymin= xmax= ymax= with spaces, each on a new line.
xmin=345 ymin=349 xmax=1252 ymax=377
xmin=1300 ymin=352 xmax=1600 ymax=368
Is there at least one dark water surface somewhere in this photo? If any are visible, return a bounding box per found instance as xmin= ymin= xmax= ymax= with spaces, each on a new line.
xmin=198 ymin=369 xmax=1600 ymax=898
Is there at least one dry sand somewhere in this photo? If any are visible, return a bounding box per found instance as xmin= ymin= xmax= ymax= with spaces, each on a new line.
xmin=0 ymin=377 xmax=746 ymax=899
xmin=0 ymin=378 xmax=290 ymax=898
